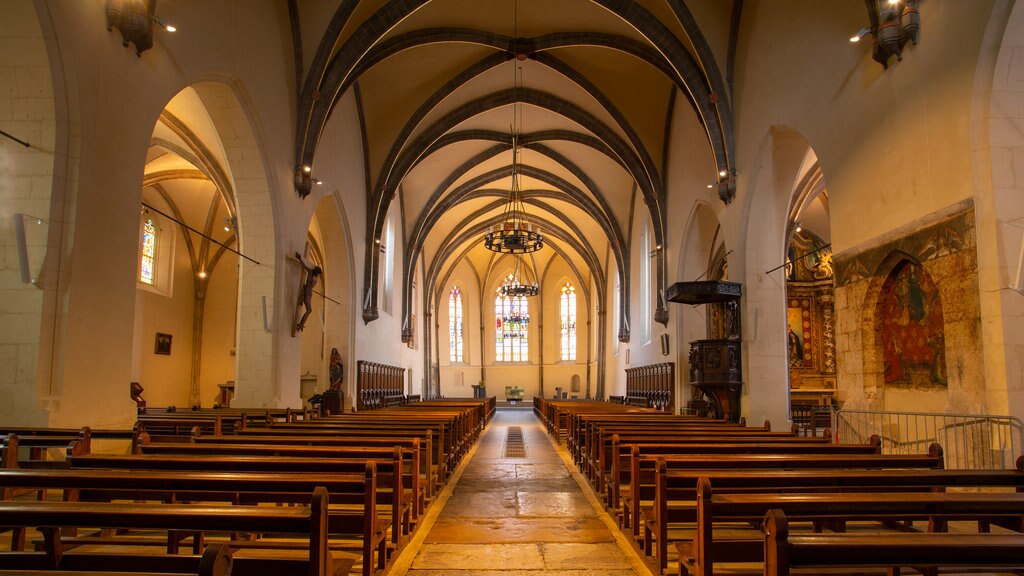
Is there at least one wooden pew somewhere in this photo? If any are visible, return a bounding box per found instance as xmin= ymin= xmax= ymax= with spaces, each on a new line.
xmin=0 ymin=468 xmax=381 ymax=576
xmin=620 ymin=447 xmax=946 ymax=540
xmin=0 ymin=488 xmax=342 ymax=576
xmin=670 ymin=463 xmax=1024 ymax=575
xmin=1 ymin=433 xmax=90 ymax=472
xmin=130 ymin=442 xmax=414 ymax=547
xmin=267 ymin=418 xmax=458 ymax=481
xmin=192 ymin=432 xmax=431 ymax=511
xmin=762 ymin=509 xmax=1024 ymax=576
xmin=231 ymin=427 xmax=439 ymax=499
xmin=0 ymin=544 xmax=233 ymax=576
xmin=595 ymin=433 xmax=844 ymax=499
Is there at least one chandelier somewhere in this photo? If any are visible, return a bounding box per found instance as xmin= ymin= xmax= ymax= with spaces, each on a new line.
xmin=500 ymin=255 xmax=539 ymax=298
xmin=483 ymin=2 xmax=543 ymax=256
xmin=483 ymin=133 xmax=543 ymax=254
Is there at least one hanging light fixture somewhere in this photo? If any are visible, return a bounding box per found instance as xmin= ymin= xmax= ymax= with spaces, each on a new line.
xmin=500 ymin=254 xmax=539 ymax=298
xmin=483 ymin=0 xmax=543 ymax=256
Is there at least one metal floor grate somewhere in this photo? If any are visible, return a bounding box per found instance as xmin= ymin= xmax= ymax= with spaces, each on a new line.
xmin=503 ymin=426 xmax=526 ymax=458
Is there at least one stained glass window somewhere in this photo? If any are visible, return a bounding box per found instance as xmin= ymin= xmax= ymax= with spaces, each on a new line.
xmin=140 ymin=218 xmax=157 ymax=285
xmin=560 ymin=282 xmax=577 ymax=361
xmin=448 ymin=286 xmax=463 ymax=363
xmin=495 ymin=282 xmax=529 ymax=361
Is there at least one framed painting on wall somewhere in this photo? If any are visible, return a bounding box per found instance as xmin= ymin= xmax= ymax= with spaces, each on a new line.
xmin=786 ymin=299 xmax=814 ymax=368
xmin=154 ymin=332 xmax=172 ymax=355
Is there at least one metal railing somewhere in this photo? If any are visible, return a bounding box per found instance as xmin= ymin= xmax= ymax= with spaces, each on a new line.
xmin=835 ymin=409 xmax=1024 ymax=469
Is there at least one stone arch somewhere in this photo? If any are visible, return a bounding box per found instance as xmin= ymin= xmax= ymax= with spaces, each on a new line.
xmin=739 ymin=125 xmax=816 ymax=426
xmin=188 ymin=80 xmax=280 ymax=408
xmin=308 ymin=194 xmax=356 ymax=410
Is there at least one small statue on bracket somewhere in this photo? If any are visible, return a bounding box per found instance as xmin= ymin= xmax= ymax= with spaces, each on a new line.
xmin=329 ymin=348 xmax=344 ymax=391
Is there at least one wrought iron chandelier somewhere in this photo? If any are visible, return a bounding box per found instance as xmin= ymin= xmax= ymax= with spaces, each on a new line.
xmin=483 ymin=1 xmax=543 ymax=256
xmin=500 ymin=255 xmax=539 ymax=298
xmin=483 ymin=133 xmax=543 ymax=254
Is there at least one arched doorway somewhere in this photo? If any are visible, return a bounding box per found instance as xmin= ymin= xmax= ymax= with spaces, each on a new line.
xmin=132 ymin=87 xmax=240 ymax=408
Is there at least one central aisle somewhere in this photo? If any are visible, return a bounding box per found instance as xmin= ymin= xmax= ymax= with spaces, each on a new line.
xmin=393 ymin=408 xmax=650 ymax=575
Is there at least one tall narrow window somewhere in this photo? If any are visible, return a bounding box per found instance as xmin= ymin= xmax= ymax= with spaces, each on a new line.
xmin=640 ymin=217 xmax=652 ymax=343
xmin=495 ymin=283 xmax=529 ymax=361
xmin=448 ymin=286 xmax=463 ymax=363
xmin=560 ymin=282 xmax=577 ymax=361
xmin=140 ymin=218 xmax=157 ymax=285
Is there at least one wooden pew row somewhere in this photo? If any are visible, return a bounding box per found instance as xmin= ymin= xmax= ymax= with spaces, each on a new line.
xmin=668 ymin=463 xmax=1024 ymax=576
xmin=591 ymin=432 xmax=838 ymax=497
xmin=619 ymin=448 xmax=946 ymax=541
xmin=0 ymin=545 xmax=233 ymax=576
xmin=267 ymin=416 xmax=465 ymax=481
xmin=0 ymin=468 xmax=380 ymax=576
xmin=603 ymin=435 xmax=879 ymax=520
xmin=190 ymin=432 xmax=433 ymax=508
xmin=139 ymin=406 xmax=309 ymax=422
xmin=568 ymin=414 xmax=759 ymax=463
xmin=261 ymin=421 xmax=455 ymax=485
xmin=762 ymin=509 xmax=1024 ymax=576
xmin=598 ymin=430 xmax=827 ymax=506
xmin=0 ymin=488 xmax=345 ymax=576
xmin=129 ymin=443 xmax=416 ymax=546
xmin=63 ymin=457 xmax=395 ymax=575
xmin=2 ymin=433 xmax=91 ymax=472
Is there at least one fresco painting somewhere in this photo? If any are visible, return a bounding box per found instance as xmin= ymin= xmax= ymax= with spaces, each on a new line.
xmin=880 ymin=261 xmax=947 ymax=385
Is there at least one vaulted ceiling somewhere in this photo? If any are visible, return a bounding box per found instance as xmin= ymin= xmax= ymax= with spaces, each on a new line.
xmin=292 ymin=0 xmax=738 ymax=335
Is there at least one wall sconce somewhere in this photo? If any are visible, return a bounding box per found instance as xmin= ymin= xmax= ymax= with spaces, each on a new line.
xmin=852 ymin=0 xmax=920 ymax=69
xmin=106 ymin=0 xmax=176 ymax=57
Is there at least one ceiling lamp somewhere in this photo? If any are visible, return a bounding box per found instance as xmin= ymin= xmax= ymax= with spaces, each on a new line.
xmin=500 ymin=255 xmax=539 ymax=298
xmin=483 ymin=135 xmax=543 ymax=254
xmin=483 ymin=1 xmax=543 ymax=256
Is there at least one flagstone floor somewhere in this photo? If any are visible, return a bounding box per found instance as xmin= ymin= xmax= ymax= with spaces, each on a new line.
xmin=391 ymin=408 xmax=650 ymax=576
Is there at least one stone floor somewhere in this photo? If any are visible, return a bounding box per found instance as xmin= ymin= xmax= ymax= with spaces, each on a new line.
xmin=391 ymin=409 xmax=650 ymax=576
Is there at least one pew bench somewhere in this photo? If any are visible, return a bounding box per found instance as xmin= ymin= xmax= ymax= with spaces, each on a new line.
xmin=205 ymin=428 xmax=434 ymax=504
xmin=0 ymin=545 xmax=233 ymax=576
xmin=0 ymin=467 xmax=383 ymax=576
xmin=135 ymin=442 xmax=417 ymax=534
xmin=0 ymin=488 xmax=348 ymax=576
xmin=68 ymin=450 xmax=408 ymax=555
xmin=669 ymin=476 xmax=1024 ymax=576
xmin=762 ymin=509 xmax=1024 ymax=576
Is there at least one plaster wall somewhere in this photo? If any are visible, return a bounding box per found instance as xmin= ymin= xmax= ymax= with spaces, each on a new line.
xmin=0 ymin=0 xmax=54 ymax=426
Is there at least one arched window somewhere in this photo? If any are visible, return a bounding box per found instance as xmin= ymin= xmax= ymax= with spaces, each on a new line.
xmin=495 ymin=281 xmax=529 ymax=362
xmin=381 ymin=213 xmax=395 ymax=314
xmin=560 ymin=282 xmax=577 ymax=361
xmin=139 ymin=217 xmax=158 ymax=285
xmin=448 ymin=286 xmax=463 ymax=363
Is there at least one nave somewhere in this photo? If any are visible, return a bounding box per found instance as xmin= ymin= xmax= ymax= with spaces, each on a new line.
xmin=393 ymin=408 xmax=647 ymax=575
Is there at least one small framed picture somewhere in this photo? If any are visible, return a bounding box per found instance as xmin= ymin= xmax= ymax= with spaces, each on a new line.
xmin=155 ymin=332 xmax=172 ymax=355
